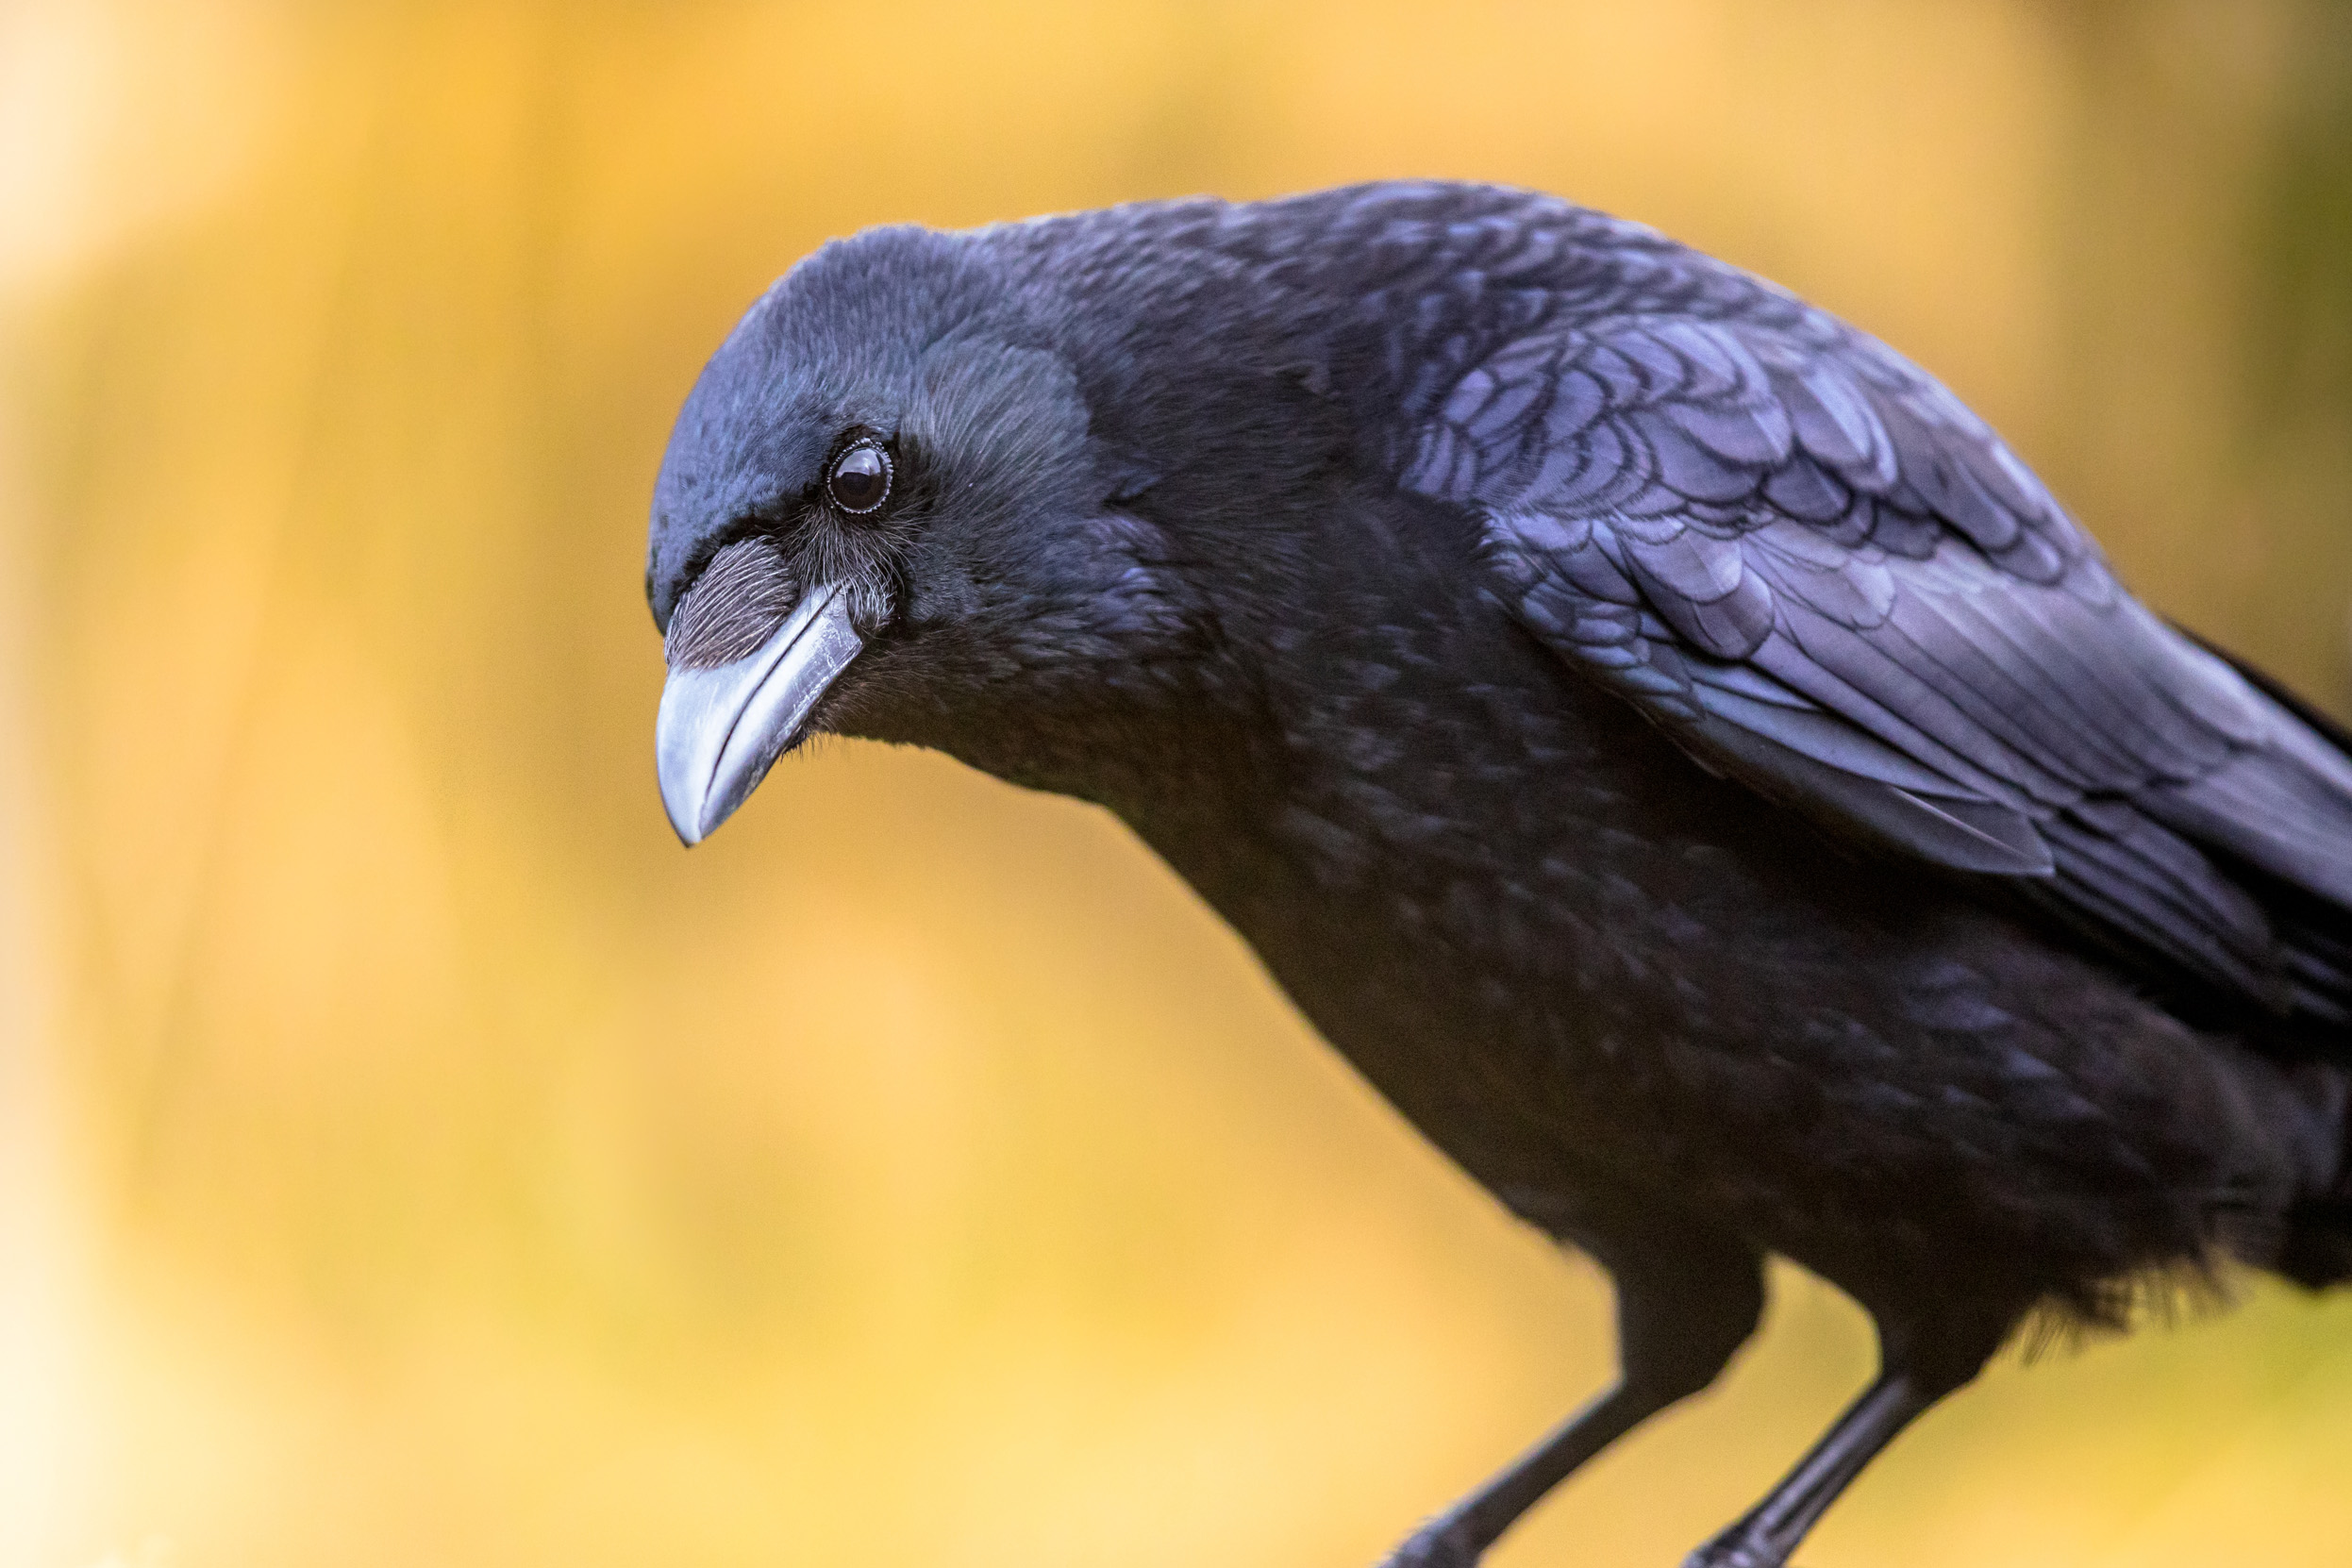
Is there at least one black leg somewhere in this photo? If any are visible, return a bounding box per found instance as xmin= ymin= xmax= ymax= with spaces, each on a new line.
xmin=1381 ymin=1213 xmax=1765 ymax=1568
xmin=1683 ymin=1310 xmax=2014 ymax=1568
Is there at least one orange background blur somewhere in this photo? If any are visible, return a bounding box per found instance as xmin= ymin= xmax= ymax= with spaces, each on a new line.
xmin=4 ymin=4 xmax=2351 ymax=1566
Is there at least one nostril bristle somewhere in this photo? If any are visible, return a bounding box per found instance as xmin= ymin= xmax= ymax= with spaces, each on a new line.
xmin=666 ymin=538 xmax=797 ymax=669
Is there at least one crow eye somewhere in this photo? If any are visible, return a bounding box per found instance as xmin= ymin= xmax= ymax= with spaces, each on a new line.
xmin=827 ymin=440 xmax=892 ymax=514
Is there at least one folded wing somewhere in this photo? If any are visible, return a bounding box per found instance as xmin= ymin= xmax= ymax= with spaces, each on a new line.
xmin=1399 ymin=300 xmax=2352 ymax=1026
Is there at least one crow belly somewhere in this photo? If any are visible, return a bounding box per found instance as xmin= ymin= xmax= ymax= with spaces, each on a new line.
xmin=1561 ymin=982 xmax=2324 ymax=1326
xmin=1271 ymin=900 xmax=2294 ymax=1326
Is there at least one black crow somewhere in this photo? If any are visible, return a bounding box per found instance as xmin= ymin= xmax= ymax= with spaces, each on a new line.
xmin=643 ymin=183 xmax=2352 ymax=1567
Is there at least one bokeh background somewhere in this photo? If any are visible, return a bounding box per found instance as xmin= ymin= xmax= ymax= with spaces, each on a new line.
xmin=4 ymin=2 xmax=2351 ymax=1565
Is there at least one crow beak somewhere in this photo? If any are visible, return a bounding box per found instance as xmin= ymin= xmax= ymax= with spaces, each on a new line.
xmin=655 ymin=584 xmax=863 ymax=844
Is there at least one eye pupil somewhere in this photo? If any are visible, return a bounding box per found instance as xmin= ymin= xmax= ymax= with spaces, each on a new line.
xmin=828 ymin=442 xmax=892 ymax=513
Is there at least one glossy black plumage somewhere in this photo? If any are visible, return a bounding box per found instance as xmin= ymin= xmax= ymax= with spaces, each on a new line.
xmin=644 ymin=183 xmax=2352 ymax=1567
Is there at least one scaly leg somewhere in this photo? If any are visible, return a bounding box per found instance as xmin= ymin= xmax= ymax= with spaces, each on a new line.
xmin=1683 ymin=1309 xmax=2014 ymax=1568
xmin=1382 ymin=1212 xmax=1765 ymax=1568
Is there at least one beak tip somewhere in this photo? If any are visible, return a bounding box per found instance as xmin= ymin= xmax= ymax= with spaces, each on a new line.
xmin=659 ymin=789 xmax=713 ymax=847
xmin=660 ymin=771 xmax=747 ymax=846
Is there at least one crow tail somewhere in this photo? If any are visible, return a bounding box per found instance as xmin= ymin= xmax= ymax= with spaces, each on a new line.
xmin=2277 ymin=1061 xmax=2352 ymax=1289
xmin=2279 ymin=1201 xmax=2352 ymax=1289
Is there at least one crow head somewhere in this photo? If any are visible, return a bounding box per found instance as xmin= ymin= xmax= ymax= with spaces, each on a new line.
xmin=646 ymin=224 xmax=1280 ymax=842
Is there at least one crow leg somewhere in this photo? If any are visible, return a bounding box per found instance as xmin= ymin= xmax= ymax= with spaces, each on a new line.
xmin=1382 ymin=1217 xmax=1764 ymax=1568
xmin=1683 ymin=1310 xmax=2011 ymax=1568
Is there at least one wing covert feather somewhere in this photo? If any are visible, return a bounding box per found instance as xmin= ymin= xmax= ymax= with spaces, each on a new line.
xmin=1391 ymin=273 xmax=2352 ymax=1023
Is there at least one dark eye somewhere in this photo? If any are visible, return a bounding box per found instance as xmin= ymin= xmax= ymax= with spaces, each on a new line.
xmin=827 ymin=440 xmax=892 ymax=514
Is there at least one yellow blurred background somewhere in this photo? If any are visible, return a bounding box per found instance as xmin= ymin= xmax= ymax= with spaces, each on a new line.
xmin=4 ymin=3 xmax=2351 ymax=1565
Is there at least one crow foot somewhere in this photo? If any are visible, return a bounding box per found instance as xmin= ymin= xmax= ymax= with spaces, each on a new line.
xmin=1681 ymin=1528 xmax=1791 ymax=1568
xmin=1376 ymin=1516 xmax=1484 ymax=1568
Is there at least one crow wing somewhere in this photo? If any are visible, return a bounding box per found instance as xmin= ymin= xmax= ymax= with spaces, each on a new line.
xmin=1393 ymin=287 xmax=2352 ymax=1025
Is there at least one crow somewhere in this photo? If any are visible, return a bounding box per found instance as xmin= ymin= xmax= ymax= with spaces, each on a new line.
xmin=643 ymin=182 xmax=2352 ymax=1567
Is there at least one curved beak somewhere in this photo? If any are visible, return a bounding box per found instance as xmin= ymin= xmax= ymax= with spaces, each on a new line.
xmin=656 ymin=584 xmax=863 ymax=844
